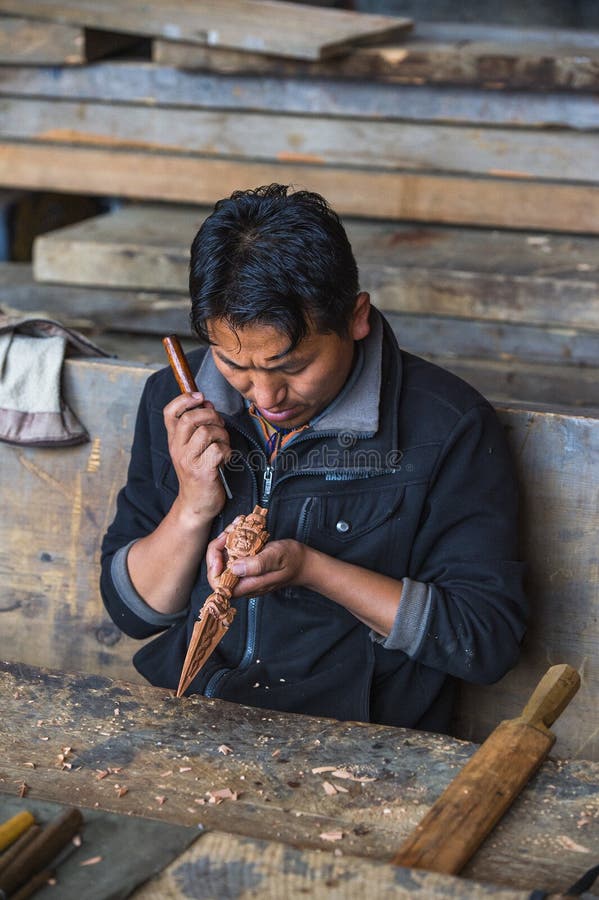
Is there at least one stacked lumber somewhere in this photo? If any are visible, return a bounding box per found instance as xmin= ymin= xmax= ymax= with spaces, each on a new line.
xmin=0 ymin=2 xmax=598 ymax=411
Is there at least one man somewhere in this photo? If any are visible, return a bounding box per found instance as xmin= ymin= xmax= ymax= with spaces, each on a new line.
xmin=101 ymin=184 xmax=527 ymax=733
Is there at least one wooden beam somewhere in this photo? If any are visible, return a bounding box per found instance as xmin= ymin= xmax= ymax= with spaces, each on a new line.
xmin=1 ymin=97 xmax=596 ymax=183
xmin=0 ymin=0 xmax=412 ymax=61
xmin=153 ymin=21 xmax=599 ymax=92
xmin=0 ymin=14 xmax=85 ymax=63
xmin=1 ymin=64 xmax=597 ymax=129
xmin=2 ymin=142 xmax=599 ymax=232
xmin=31 ymin=208 xmax=599 ymax=333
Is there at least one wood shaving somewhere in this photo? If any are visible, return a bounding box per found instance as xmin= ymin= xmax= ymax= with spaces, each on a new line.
xmin=72 ymin=835 xmax=82 ymax=847
xmin=24 ymin=762 xmax=36 ymax=769
xmin=80 ymin=856 xmax=103 ymax=866
xmin=114 ymin=785 xmax=129 ymax=798
xmin=556 ymin=835 xmax=591 ymax=853
xmin=155 ymin=795 xmax=166 ymax=806
xmin=331 ymin=768 xmax=376 ymax=783
xmin=271 ymin=749 xmax=281 ymax=758
xmin=322 ymin=781 xmax=338 ymax=796
xmin=160 ymin=770 xmax=173 ymax=777
xmin=17 ymin=781 xmax=29 ymax=798
xmin=218 ymin=745 xmax=233 ymax=755
xmin=319 ymin=830 xmax=344 ymax=842
xmin=312 ymin=766 xmax=336 ymax=774
xmin=207 ymin=788 xmax=238 ymax=804
xmin=194 ymin=798 xmax=206 ymax=805
xmin=96 ymin=769 xmax=109 ymax=780
xmin=179 ymin=767 xmax=192 ymax=773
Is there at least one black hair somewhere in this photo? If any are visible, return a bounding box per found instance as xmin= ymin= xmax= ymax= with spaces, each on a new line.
xmin=189 ymin=184 xmax=359 ymax=348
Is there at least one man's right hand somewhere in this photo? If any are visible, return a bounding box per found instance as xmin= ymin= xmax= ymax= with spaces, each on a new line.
xmin=163 ymin=392 xmax=232 ymax=520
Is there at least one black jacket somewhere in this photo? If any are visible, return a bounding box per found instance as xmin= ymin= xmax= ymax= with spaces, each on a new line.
xmin=100 ymin=312 xmax=527 ymax=732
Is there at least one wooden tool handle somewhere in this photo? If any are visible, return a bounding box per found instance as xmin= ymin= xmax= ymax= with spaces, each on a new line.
xmin=162 ymin=333 xmax=233 ymax=500
xmin=0 ymin=807 xmax=83 ymax=896
xmin=0 ymin=811 xmax=35 ymax=852
xmin=162 ymin=334 xmax=198 ymax=394
xmin=0 ymin=825 xmax=40 ymax=876
xmin=392 ymin=664 xmax=581 ymax=876
xmin=519 ymin=663 xmax=580 ymax=731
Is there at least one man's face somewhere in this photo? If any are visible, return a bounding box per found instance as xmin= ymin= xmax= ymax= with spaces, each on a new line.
xmin=207 ymin=294 xmax=370 ymax=428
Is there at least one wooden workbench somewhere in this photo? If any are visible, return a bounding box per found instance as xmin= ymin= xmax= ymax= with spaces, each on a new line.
xmin=1 ymin=661 xmax=597 ymax=898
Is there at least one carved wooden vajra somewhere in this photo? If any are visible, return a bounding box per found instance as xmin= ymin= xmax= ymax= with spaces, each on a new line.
xmin=176 ymin=506 xmax=269 ymax=697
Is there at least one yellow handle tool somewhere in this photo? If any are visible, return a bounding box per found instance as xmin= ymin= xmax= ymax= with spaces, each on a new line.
xmin=0 ymin=811 xmax=35 ymax=853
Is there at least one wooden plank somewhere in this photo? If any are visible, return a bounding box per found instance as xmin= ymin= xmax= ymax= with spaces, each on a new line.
xmin=153 ymin=21 xmax=599 ymax=92
xmin=1 ymin=65 xmax=597 ymax=130
xmin=2 ymin=97 xmax=596 ymax=183
xmin=0 ymin=0 xmax=412 ymax=61
xmin=132 ymin=832 xmax=533 ymax=900
xmin=454 ymin=407 xmax=599 ymax=762
xmin=0 ymin=357 xmax=155 ymax=682
xmin=0 ymin=15 xmax=142 ymax=63
xmin=2 ymin=143 xmax=597 ymax=233
xmin=31 ymin=208 xmax=599 ymax=332
xmin=0 ymin=14 xmax=86 ymax=63
xmin=1 ymin=661 xmax=598 ymax=894
xmin=4 ymin=262 xmax=599 ymax=372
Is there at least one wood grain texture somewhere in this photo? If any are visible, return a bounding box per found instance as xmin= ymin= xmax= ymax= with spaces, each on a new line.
xmin=0 ymin=14 xmax=85 ymax=63
xmin=0 ymin=0 xmax=412 ymax=61
xmin=1 ymin=97 xmax=596 ymax=184
xmin=131 ymin=830 xmax=533 ymax=899
xmin=0 ymin=60 xmax=599 ymax=130
xmin=0 ymin=661 xmax=597 ymax=895
xmin=3 ymin=143 xmax=595 ymax=232
xmin=0 ymin=357 xmax=155 ymax=682
xmin=1 ymin=64 xmax=597 ymax=130
xmin=393 ymin=666 xmax=580 ymax=875
xmin=153 ymin=21 xmax=599 ymax=92
xmin=31 ymin=208 xmax=599 ymax=329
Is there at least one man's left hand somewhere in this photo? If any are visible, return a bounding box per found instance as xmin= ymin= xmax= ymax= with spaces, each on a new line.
xmin=206 ymin=528 xmax=308 ymax=597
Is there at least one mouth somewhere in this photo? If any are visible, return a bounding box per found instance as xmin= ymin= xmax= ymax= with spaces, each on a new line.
xmin=256 ymin=405 xmax=301 ymax=424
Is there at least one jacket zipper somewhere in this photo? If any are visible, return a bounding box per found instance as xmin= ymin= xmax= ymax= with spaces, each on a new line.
xmin=202 ymin=426 xmax=398 ymax=699
xmin=204 ymin=455 xmax=273 ymax=698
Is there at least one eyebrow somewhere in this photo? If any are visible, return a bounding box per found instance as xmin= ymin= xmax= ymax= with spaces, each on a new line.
xmin=214 ymin=347 xmax=309 ymax=372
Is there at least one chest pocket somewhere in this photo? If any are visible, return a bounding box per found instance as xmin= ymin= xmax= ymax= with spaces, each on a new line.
xmin=306 ymin=481 xmax=405 ymax=571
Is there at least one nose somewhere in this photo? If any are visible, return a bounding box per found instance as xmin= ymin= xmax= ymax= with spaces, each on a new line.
xmin=251 ymin=372 xmax=287 ymax=410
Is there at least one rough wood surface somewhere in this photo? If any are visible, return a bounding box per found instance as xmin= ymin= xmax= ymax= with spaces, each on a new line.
xmin=0 ymin=358 xmax=154 ymax=682
xmin=2 ymin=142 xmax=598 ymax=233
xmin=4 ymin=143 xmax=599 ymax=236
xmin=0 ymin=661 xmax=597 ymax=896
xmin=0 ymin=14 xmax=85 ymax=63
xmin=1 ymin=97 xmax=596 ymax=184
xmin=131 ymin=831 xmax=535 ymax=899
xmin=31 ymin=208 xmax=599 ymax=332
xmin=7 ymin=264 xmax=599 ymax=374
xmin=1 ymin=65 xmax=597 ymax=130
xmin=153 ymin=21 xmax=599 ymax=92
xmin=0 ymin=0 xmax=411 ymax=61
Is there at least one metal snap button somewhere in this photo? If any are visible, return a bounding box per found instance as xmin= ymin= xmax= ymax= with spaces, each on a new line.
xmin=335 ymin=520 xmax=351 ymax=534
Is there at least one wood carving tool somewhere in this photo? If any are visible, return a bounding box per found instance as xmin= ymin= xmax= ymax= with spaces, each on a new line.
xmin=0 ymin=826 xmax=40 ymax=877
xmin=392 ymin=663 xmax=580 ymax=875
xmin=176 ymin=505 xmax=269 ymax=697
xmin=0 ymin=813 xmax=34 ymax=854
xmin=162 ymin=334 xmax=233 ymax=500
xmin=0 ymin=807 xmax=82 ymax=897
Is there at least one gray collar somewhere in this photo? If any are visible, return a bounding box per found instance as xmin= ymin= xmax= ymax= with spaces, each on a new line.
xmin=195 ymin=308 xmax=383 ymax=435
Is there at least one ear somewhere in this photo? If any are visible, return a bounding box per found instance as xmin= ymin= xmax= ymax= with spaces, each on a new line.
xmin=350 ymin=292 xmax=371 ymax=341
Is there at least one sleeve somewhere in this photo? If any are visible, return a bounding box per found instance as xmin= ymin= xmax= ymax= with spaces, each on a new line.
xmin=375 ymin=402 xmax=528 ymax=685
xmin=100 ymin=374 xmax=188 ymax=639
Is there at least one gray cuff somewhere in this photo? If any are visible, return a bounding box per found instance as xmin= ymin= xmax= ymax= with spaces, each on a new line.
xmin=111 ymin=541 xmax=189 ymax=627
xmin=369 ymin=577 xmax=432 ymax=657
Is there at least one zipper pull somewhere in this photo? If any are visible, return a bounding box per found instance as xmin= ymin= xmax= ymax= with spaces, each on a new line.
xmin=261 ymin=465 xmax=274 ymax=505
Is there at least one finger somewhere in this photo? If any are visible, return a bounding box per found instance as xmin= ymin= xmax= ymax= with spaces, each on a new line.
xmin=229 ymin=548 xmax=281 ymax=579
